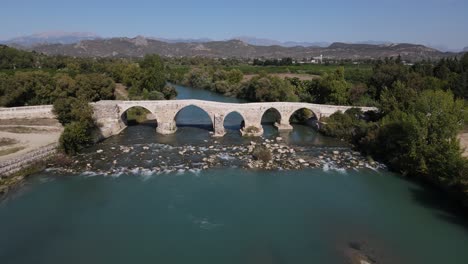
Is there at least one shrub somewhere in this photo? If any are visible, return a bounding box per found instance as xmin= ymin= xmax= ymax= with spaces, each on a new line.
xmin=252 ymin=146 xmax=272 ymax=163
xmin=244 ymin=126 xmax=260 ymax=133
xmin=59 ymin=122 xmax=92 ymax=155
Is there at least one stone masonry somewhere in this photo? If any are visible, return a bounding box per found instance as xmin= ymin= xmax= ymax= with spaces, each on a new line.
xmin=0 ymin=101 xmax=377 ymax=138
xmin=92 ymin=100 xmax=377 ymax=138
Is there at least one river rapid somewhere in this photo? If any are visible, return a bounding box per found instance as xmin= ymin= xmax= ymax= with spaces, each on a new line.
xmin=1 ymin=85 xmax=468 ymax=264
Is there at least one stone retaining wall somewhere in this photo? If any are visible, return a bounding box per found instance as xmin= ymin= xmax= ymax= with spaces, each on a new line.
xmin=0 ymin=143 xmax=58 ymax=176
xmin=0 ymin=105 xmax=55 ymax=119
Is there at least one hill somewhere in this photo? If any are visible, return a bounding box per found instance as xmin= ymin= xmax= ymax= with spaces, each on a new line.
xmin=2 ymin=31 xmax=100 ymax=47
xmin=26 ymin=36 xmax=456 ymax=61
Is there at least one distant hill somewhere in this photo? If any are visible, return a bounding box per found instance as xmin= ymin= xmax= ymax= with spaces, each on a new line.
xmin=233 ymin=36 xmax=329 ymax=47
xmin=2 ymin=31 xmax=100 ymax=47
xmin=151 ymin=37 xmax=213 ymax=44
xmin=25 ymin=36 xmax=456 ymax=61
xmin=464 ymin=47 xmax=468 ymax=52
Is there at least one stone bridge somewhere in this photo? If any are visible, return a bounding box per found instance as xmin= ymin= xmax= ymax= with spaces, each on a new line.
xmin=93 ymin=100 xmax=377 ymax=138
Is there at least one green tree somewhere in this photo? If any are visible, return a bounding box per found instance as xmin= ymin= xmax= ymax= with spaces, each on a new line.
xmin=75 ymin=74 xmax=115 ymax=102
xmin=240 ymin=75 xmax=298 ymax=102
xmin=139 ymin=54 xmax=166 ymax=92
xmin=59 ymin=121 xmax=93 ymax=155
xmin=226 ymin=69 xmax=243 ymax=84
xmin=317 ymin=67 xmax=349 ymax=104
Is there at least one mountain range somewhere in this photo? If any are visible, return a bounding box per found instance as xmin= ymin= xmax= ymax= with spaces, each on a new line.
xmin=2 ymin=31 xmax=99 ymax=47
xmin=1 ymin=32 xmax=463 ymax=60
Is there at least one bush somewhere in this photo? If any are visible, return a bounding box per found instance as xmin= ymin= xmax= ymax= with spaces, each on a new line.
xmin=53 ymin=97 xmax=75 ymax=125
xmin=252 ymin=146 xmax=272 ymax=163
xmin=54 ymin=96 xmax=95 ymax=155
xmin=59 ymin=122 xmax=92 ymax=155
xmin=53 ymin=97 xmax=94 ymax=126
xmin=244 ymin=126 xmax=260 ymax=133
xmin=320 ymin=108 xmax=372 ymax=144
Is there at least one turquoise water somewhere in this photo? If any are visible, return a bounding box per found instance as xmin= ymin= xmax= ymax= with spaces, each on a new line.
xmin=1 ymin=85 xmax=468 ymax=263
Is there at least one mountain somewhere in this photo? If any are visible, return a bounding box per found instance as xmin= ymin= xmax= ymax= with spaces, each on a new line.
xmin=464 ymin=47 xmax=468 ymax=52
xmin=233 ymin=36 xmax=329 ymax=47
xmin=151 ymin=37 xmax=213 ymax=43
xmin=26 ymin=36 xmax=454 ymax=61
xmin=2 ymin=31 xmax=100 ymax=47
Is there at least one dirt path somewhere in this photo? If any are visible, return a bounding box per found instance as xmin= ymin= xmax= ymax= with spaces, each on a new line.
xmin=114 ymin=83 xmax=129 ymax=100
xmin=0 ymin=119 xmax=62 ymax=162
xmin=459 ymin=131 xmax=468 ymax=157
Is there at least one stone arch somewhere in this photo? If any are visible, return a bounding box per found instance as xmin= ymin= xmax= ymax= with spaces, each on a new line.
xmin=260 ymin=107 xmax=282 ymax=125
xmin=174 ymin=104 xmax=214 ymax=131
xmin=288 ymin=107 xmax=319 ymax=125
xmin=223 ymin=111 xmax=246 ymax=132
xmin=119 ymin=105 xmax=156 ymax=126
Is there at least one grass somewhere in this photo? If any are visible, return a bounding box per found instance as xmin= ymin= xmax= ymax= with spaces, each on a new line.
xmin=0 ymin=146 xmax=25 ymax=156
xmin=0 ymin=138 xmax=18 ymax=147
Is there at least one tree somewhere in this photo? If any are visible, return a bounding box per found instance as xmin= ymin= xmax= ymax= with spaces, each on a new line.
xmin=316 ymin=67 xmax=349 ymax=104
xmin=240 ymin=75 xmax=299 ymax=102
xmin=379 ymin=81 xmax=417 ymax=114
xmin=59 ymin=121 xmax=93 ymax=155
xmin=184 ymin=68 xmax=212 ymax=89
xmin=226 ymin=69 xmax=243 ymax=84
xmin=75 ymin=74 xmax=115 ymax=102
xmin=369 ymin=58 xmax=408 ymax=99
xmin=139 ymin=54 xmax=166 ymax=92
xmin=161 ymin=84 xmax=178 ymax=99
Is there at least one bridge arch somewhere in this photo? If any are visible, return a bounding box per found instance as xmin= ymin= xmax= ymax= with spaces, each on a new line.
xmin=260 ymin=107 xmax=282 ymax=125
xmin=223 ymin=111 xmax=245 ymax=133
xmin=119 ymin=105 xmax=156 ymax=126
xmin=174 ymin=104 xmax=214 ymax=131
xmin=288 ymin=107 xmax=319 ymax=124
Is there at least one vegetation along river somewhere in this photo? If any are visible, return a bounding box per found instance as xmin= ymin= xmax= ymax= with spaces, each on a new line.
xmin=1 ymin=84 xmax=468 ymax=264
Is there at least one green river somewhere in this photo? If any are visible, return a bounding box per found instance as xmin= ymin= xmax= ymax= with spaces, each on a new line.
xmin=1 ymin=85 xmax=468 ymax=263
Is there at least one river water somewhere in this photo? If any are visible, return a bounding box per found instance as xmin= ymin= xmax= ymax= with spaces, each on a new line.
xmin=1 ymin=85 xmax=468 ymax=263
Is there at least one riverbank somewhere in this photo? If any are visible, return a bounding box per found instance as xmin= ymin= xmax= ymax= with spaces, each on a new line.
xmin=0 ymin=118 xmax=62 ymax=198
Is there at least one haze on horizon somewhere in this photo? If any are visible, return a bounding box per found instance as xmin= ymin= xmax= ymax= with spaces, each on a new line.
xmin=1 ymin=0 xmax=467 ymax=51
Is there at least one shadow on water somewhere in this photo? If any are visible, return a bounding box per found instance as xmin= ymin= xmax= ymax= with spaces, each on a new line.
xmin=176 ymin=123 xmax=213 ymax=131
xmin=408 ymin=182 xmax=468 ymax=233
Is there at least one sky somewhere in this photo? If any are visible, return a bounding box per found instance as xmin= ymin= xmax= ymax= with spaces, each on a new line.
xmin=1 ymin=0 xmax=467 ymax=50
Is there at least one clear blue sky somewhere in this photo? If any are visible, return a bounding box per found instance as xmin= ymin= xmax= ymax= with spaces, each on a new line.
xmin=1 ymin=0 xmax=467 ymax=50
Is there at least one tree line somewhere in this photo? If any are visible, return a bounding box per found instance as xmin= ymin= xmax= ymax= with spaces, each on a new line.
xmin=0 ymin=45 xmax=177 ymax=153
xmin=320 ymin=55 xmax=468 ymax=206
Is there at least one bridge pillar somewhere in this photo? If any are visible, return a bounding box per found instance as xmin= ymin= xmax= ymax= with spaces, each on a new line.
xmin=240 ymin=122 xmax=263 ymax=137
xmin=274 ymin=121 xmax=293 ymax=131
xmin=213 ymin=114 xmax=225 ymax=137
xmin=156 ymin=120 xmax=177 ymax=135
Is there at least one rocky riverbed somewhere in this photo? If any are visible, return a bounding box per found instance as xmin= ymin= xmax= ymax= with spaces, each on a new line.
xmin=47 ymin=136 xmax=385 ymax=176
